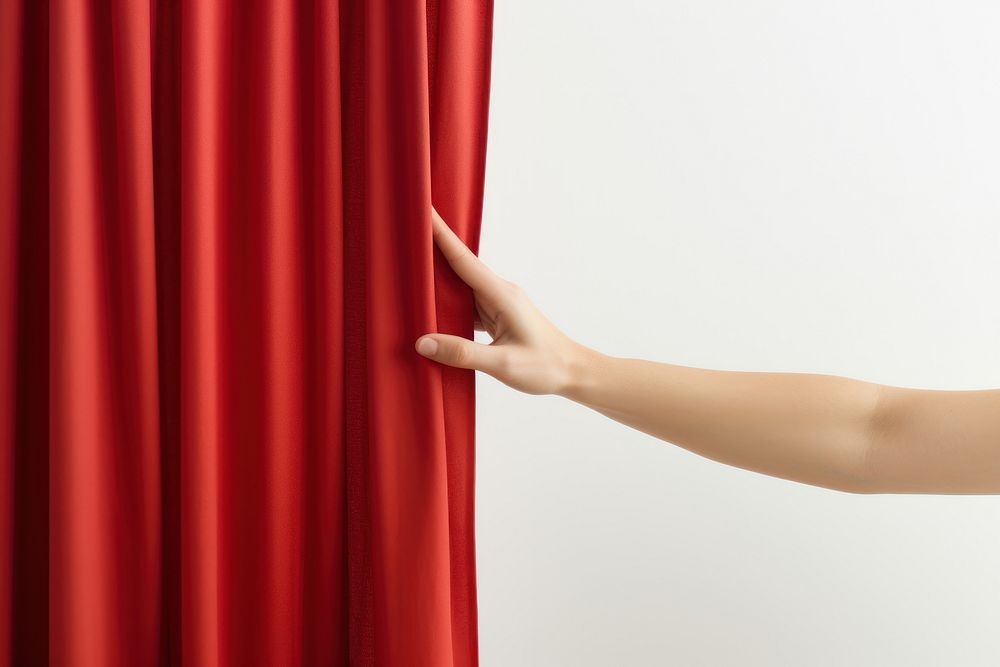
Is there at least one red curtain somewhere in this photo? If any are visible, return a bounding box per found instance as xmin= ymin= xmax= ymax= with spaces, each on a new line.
xmin=0 ymin=1 xmax=493 ymax=665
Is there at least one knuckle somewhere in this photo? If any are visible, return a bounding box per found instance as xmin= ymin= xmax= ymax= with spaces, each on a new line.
xmin=495 ymin=350 xmax=514 ymax=377
xmin=457 ymin=246 xmax=478 ymax=265
xmin=451 ymin=343 xmax=471 ymax=367
xmin=504 ymin=281 xmax=524 ymax=300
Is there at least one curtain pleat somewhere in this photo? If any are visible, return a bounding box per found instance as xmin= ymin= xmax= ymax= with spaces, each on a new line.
xmin=0 ymin=0 xmax=22 ymax=661
xmin=1 ymin=2 xmax=49 ymax=664
xmin=49 ymin=0 xmax=162 ymax=661
xmin=0 ymin=0 xmax=493 ymax=665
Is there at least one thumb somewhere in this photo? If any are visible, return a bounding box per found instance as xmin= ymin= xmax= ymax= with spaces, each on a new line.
xmin=415 ymin=334 xmax=504 ymax=374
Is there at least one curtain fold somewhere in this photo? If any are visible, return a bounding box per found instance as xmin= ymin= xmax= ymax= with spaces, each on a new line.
xmin=0 ymin=1 xmax=493 ymax=665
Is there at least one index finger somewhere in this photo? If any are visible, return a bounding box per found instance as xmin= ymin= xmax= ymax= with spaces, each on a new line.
xmin=431 ymin=207 xmax=503 ymax=297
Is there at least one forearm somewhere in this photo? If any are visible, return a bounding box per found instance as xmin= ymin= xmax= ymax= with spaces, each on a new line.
xmin=559 ymin=345 xmax=883 ymax=493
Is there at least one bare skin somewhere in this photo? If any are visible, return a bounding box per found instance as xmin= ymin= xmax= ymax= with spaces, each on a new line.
xmin=416 ymin=209 xmax=1000 ymax=494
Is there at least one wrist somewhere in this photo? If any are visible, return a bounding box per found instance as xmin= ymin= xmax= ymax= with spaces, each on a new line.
xmin=556 ymin=341 xmax=604 ymax=400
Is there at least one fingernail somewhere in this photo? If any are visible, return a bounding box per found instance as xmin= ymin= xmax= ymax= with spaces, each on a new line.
xmin=416 ymin=337 xmax=438 ymax=357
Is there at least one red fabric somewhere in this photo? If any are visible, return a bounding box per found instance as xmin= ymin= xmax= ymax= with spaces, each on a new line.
xmin=0 ymin=1 xmax=493 ymax=665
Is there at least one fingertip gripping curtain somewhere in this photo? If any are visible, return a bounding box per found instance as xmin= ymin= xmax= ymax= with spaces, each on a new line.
xmin=0 ymin=1 xmax=493 ymax=665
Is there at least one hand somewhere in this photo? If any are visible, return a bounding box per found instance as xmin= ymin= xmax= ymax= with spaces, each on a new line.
xmin=416 ymin=208 xmax=586 ymax=396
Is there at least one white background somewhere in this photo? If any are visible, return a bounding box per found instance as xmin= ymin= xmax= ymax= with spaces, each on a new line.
xmin=475 ymin=2 xmax=1000 ymax=665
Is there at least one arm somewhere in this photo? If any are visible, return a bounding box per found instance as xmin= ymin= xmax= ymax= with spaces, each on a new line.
xmin=418 ymin=209 xmax=1000 ymax=494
